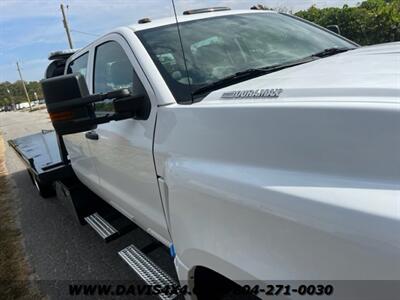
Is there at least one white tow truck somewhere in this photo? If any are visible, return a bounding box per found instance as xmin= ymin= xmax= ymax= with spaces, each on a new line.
xmin=9 ymin=7 xmax=400 ymax=300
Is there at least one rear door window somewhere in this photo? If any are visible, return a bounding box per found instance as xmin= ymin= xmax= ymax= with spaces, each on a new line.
xmin=66 ymin=52 xmax=89 ymax=77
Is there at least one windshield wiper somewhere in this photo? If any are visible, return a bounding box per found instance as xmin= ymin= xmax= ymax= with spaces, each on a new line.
xmin=310 ymin=47 xmax=354 ymax=58
xmin=191 ymin=57 xmax=315 ymax=97
xmin=191 ymin=47 xmax=355 ymax=97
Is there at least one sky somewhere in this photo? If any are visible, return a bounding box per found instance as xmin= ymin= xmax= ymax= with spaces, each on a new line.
xmin=0 ymin=0 xmax=361 ymax=83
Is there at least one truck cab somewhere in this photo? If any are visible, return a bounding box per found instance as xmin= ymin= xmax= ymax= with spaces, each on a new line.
xmin=63 ymin=8 xmax=361 ymax=251
xmin=10 ymin=8 xmax=400 ymax=300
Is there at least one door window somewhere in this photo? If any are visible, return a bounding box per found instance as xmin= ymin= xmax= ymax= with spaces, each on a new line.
xmin=93 ymin=41 xmax=146 ymax=112
xmin=66 ymin=52 xmax=89 ymax=77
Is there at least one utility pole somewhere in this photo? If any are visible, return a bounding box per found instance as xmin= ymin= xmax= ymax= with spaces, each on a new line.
xmin=60 ymin=3 xmax=74 ymax=49
xmin=16 ymin=61 xmax=32 ymax=111
xmin=6 ymin=89 xmax=16 ymax=111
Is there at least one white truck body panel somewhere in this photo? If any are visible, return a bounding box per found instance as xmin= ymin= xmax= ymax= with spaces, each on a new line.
xmin=155 ymin=101 xmax=400 ymax=281
xmin=154 ymin=43 xmax=400 ymax=280
xmin=63 ymin=41 xmax=99 ymax=192
xmin=64 ymin=30 xmax=171 ymax=244
xmin=58 ymin=10 xmax=400 ymax=285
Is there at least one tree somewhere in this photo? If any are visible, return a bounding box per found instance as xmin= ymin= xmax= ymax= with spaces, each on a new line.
xmin=295 ymin=0 xmax=400 ymax=45
xmin=0 ymin=80 xmax=43 ymax=107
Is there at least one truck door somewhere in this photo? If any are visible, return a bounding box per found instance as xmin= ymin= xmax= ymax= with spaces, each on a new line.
xmin=63 ymin=52 xmax=100 ymax=190
xmin=87 ymin=34 xmax=171 ymax=245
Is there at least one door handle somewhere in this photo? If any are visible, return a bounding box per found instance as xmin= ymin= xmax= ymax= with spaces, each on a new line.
xmin=85 ymin=131 xmax=99 ymax=140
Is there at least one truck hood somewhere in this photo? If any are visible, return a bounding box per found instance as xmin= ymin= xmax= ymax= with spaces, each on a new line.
xmin=205 ymin=42 xmax=400 ymax=103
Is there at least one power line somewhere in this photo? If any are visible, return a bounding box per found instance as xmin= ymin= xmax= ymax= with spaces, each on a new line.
xmin=70 ymin=29 xmax=99 ymax=37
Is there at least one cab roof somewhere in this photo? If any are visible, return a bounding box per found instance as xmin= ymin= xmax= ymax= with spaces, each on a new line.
xmin=127 ymin=9 xmax=276 ymax=32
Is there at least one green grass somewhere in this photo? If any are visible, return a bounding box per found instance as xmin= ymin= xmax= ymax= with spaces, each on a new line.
xmin=0 ymin=134 xmax=42 ymax=299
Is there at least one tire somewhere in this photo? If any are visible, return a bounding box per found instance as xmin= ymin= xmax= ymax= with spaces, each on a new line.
xmin=194 ymin=267 xmax=260 ymax=300
xmin=27 ymin=170 xmax=55 ymax=198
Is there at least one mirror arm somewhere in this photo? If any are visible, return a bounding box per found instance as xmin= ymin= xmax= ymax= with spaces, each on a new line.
xmin=67 ymin=111 xmax=134 ymax=129
xmin=48 ymin=94 xmax=106 ymax=112
xmin=42 ymin=74 xmax=140 ymax=135
xmin=47 ymin=88 xmax=131 ymax=113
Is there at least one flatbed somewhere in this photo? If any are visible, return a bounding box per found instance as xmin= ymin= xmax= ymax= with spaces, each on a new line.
xmin=8 ymin=130 xmax=72 ymax=185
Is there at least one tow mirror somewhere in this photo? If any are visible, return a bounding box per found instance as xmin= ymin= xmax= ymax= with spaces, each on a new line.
xmin=326 ymin=25 xmax=341 ymax=35
xmin=41 ymin=73 xmax=149 ymax=135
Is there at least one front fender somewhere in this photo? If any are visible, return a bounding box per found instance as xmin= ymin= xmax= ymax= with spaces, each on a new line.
xmin=155 ymin=102 xmax=400 ymax=281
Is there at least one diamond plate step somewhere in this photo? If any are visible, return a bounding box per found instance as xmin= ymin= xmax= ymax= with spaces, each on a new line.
xmin=119 ymin=244 xmax=179 ymax=300
xmin=84 ymin=213 xmax=118 ymax=242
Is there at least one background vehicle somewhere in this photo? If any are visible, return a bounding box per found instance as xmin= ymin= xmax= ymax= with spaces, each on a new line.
xmin=9 ymin=8 xmax=400 ymax=299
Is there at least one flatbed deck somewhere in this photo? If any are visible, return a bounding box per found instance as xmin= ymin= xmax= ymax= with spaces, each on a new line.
xmin=8 ymin=130 xmax=72 ymax=184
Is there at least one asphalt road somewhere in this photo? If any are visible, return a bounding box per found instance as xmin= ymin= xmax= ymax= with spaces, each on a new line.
xmin=0 ymin=110 xmax=176 ymax=299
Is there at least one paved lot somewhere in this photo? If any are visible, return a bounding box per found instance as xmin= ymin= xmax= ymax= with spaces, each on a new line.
xmin=0 ymin=110 xmax=175 ymax=299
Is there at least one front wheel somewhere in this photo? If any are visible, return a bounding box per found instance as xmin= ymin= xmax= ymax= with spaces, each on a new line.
xmin=194 ymin=267 xmax=260 ymax=300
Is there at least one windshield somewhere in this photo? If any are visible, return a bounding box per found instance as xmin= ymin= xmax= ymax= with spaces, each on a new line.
xmin=136 ymin=12 xmax=356 ymax=103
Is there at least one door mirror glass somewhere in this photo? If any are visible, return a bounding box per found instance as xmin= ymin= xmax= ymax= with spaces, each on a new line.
xmin=326 ymin=25 xmax=341 ymax=35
